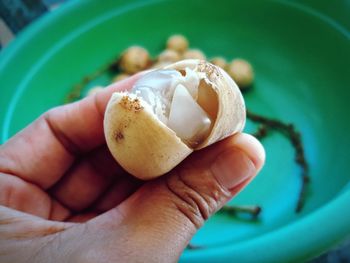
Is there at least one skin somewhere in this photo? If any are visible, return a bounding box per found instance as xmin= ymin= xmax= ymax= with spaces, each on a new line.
xmin=0 ymin=73 xmax=265 ymax=263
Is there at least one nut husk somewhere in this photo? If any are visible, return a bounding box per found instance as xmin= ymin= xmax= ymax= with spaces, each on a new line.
xmin=104 ymin=59 xmax=246 ymax=180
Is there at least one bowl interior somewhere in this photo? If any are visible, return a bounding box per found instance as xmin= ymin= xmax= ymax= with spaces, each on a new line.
xmin=0 ymin=0 xmax=349 ymax=261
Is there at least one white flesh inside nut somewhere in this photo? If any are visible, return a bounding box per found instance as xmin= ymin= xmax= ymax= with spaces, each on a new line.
xmin=168 ymin=84 xmax=211 ymax=145
xmin=132 ymin=68 xmax=213 ymax=147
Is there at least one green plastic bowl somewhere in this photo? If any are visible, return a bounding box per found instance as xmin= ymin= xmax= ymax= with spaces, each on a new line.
xmin=0 ymin=0 xmax=349 ymax=262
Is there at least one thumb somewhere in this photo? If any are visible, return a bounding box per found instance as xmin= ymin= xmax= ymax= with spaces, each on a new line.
xmin=89 ymin=133 xmax=265 ymax=262
xmin=82 ymin=134 xmax=265 ymax=262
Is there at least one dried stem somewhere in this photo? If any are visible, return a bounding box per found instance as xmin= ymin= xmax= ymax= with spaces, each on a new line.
xmin=220 ymin=205 xmax=262 ymax=218
xmin=252 ymin=124 xmax=269 ymax=140
xmin=247 ymin=110 xmax=310 ymax=212
xmin=186 ymin=243 xmax=204 ymax=250
xmin=64 ymin=61 xmax=116 ymax=104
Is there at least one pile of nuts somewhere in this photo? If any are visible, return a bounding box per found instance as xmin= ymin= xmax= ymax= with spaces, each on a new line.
xmin=88 ymin=34 xmax=254 ymax=96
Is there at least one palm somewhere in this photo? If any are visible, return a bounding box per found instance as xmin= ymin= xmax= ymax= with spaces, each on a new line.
xmin=0 ymin=75 xmax=141 ymax=222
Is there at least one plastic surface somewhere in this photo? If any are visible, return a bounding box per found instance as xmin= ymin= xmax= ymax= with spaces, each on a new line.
xmin=0 ymin=0 xmax=349 ymax=262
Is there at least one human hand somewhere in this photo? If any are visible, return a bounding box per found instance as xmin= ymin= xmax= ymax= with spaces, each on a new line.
xmin=0 ymin=74 xmax=265 ymax=263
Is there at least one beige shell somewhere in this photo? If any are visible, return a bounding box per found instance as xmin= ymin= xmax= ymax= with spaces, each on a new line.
xmin=104 ymin=59 xmax=246 ymax=180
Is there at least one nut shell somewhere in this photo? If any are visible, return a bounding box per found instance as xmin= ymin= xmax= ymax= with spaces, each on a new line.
xmin=164 ymin=60 xmax=246 ymax=149
xmin=104 ymin=94 xmax=192 ymax=180
xmin=104 ymin=60 xmax=246 ymax=180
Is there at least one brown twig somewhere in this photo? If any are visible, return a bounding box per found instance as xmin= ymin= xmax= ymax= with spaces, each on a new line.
xmin=64 ymin=61 xmax=116 ymax=104
xmin=247 ymin=110 xmax=310 ymax=212
xmin=220 ymin=205 xmax=262 ymax=218
xmin=252 ymin=124 xmax=269 ymax=140
xmin=187 ymin=243 xmax=204 ymax=250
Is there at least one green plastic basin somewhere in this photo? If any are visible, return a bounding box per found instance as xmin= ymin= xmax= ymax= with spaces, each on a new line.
xmin=0 ymin=0 xmax=349 ymax=262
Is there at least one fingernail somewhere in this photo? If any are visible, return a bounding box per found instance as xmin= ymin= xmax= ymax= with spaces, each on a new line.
xmin=233 ymin=133 xmax=265 ymax=171
xmin=211 ymin=148 xmax=256 ymax=190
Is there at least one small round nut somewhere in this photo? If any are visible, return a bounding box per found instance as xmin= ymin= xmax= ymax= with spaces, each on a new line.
xmin=210 ymin=57 xmax=227 ymax=69
xmin=166 ymin=34 xmax=189 ymax=53
xmin=119 ymin=46 xmax=150 ymax=74
xmin=182 ymin=49 xmax=206 ymax=60
xmin=87 ymin=86 xmax=104 ymax=96
xmin=158 ymin=49 xmax=181 ymax=63
xmin=113 ymin=73 xmax=130 ymax=83
xmin=151 ymin=61 xmax=172 ymax=69
xmin=226 ymin=59 xmax=254 ymax=89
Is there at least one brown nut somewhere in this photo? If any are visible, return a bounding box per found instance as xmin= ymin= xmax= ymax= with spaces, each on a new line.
xmin=183 ymin=49 xmax=207 ymax=60
xmin=119 ymin=46 xmax=150 ymax=74
xmin=158 ymin=49 xmax=181 ymax=63
xmin=112 ymin=73 xmax=130 ymax=83
xmin=210 ymin=57 xmax=227 ymax=69
xmin=227 ymin=58 xmax=254 ymax=89
xmin=166 ymin=34 xmax=189 ymax=53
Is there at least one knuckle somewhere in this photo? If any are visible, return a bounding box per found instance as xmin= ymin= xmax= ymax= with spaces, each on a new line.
xmin=165 ymin=166 xmax=230 ymax=229
xmin=0 ymin=174 xmax=23 ymax=206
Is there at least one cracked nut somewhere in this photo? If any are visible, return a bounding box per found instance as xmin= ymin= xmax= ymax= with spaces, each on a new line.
xmin=104 ymin=59 xmax=246 ymax=180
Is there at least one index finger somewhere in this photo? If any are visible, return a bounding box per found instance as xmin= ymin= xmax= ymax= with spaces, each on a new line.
xmin=0 ymin=74 xmax=141 ymax=189
xmin=47 ymin=74 xmax=142 ymax=154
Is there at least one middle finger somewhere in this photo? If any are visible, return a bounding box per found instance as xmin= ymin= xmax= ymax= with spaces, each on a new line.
xmin=49 ymin=145 xmax=124 ymax=211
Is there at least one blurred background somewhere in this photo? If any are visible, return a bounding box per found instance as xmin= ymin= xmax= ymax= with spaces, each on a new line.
xmin=0 ymin=0 xmax=65 ymax=49
xmin=0 ymin=0 xmax=349 ymax=262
